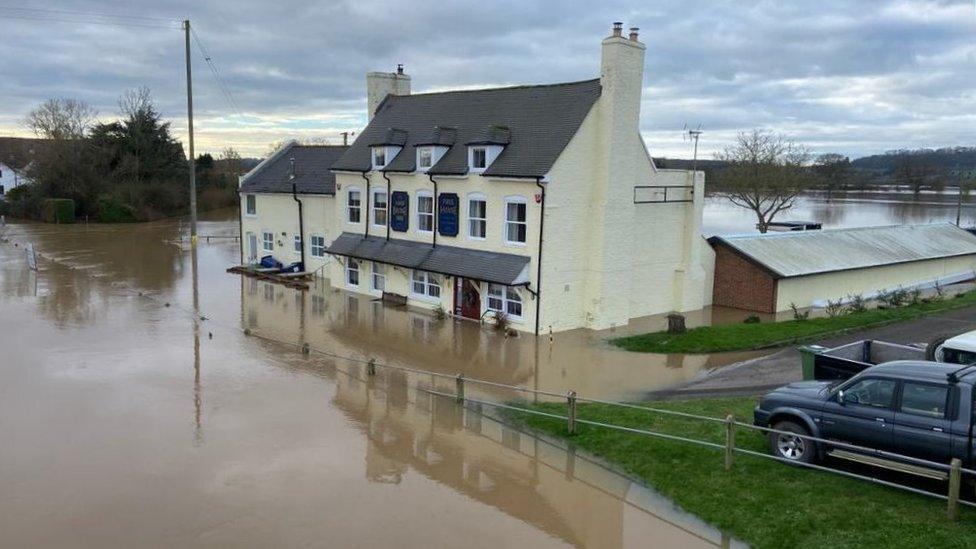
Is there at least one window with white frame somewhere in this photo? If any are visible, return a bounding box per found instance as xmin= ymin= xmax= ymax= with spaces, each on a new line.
xmin=346 ymin=258 xmax=360 ymax=286
xmin=505 ymin=197 xmax=527 ymax=244
xmin=471 ymin=147 xmax=487 ymax=169
xmin=417 ymin=147 xmax=433 ymax=170
xmin=487 ymin=284 xmax=523 ymax=318
xmin=417 ymin=192 xmax=434 ymax=233
xmin=310 ymin=234 xmax=325 ymax=258
xmin=371 ymin=262 xmax=386 ymax=292
xmin=372 ymin=147 xmax=387 ymax=168
xmin=468 ymin=194 xmax=486 ymax=239
xmin=262 ymin=230 xmax=274 ymax=252
xmin=347 ymin=188 xmax=361 ymax=223
xmin=293 ymin=235 xmax=302 ymax=255
xmin=411 ymin=270 xmax=441 ymax=299
xmin=372 ymin=189 xmax=388 ymax=227
xmin=245 ymin=194 xmax=256 ymax=215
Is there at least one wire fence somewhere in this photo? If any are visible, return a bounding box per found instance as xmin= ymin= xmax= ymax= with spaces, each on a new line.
xmin=287 ymin=337 xmax=976 ymax=521
xmin=7 ymin=231 xmax=974 ymax=522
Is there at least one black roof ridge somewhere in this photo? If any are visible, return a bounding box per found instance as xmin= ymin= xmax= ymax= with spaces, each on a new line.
xmin=395 ymin=77 xmax=601 ymax=100
xmin=290 ymin=144 xmax=349 ymax=149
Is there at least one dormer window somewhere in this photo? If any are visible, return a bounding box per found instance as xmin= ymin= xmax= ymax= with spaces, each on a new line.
xmin=415 ymin=145 xmax=447 ymax=172
xmin=472 ymin=147 xmax=487 ymax=169
xmin=467 ymin=145 xmax=503 ymax=173
xmin=418 ymin=147 xmax=432 ymax=169
xmin=372 ymin=147 xmax=387 ymax=168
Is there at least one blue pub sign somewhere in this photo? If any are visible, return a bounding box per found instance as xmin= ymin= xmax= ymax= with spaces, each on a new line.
xmin=438 ymin=193 xmax=459 ymax=237
xmin=390 ymin=191 xmax=409 ymax=232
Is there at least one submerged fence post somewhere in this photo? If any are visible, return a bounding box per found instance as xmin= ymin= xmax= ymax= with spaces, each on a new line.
xmin=455 ymin=373 xmax=465 ymax=404
xmin=948 ymin=458 xmax=962 ymax=521
xmin=366 ymin=358 xmax=376 ymax=376
xmin=567 ymin=390 xmax=577 ymax=435
xmin=724 ymin=414 xmax=736 ymax=471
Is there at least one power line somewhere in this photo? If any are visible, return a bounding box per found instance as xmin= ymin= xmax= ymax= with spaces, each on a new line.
xmin=0 ymin=6 xmax=178 ymax=23
xmin=190 ymin=27 xmax=245 ymax=119
xmin=0 ymin=11 xmax=181 ymax=30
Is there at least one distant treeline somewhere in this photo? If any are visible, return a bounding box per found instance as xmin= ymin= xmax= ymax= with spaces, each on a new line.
xmin=1 ymin=89 xmax=250 ymax=223
xmin=656 ymin=146 xmax=976 ymax=195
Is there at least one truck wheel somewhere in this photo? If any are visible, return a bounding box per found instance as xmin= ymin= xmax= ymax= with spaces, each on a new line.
xmin=769 ymin=421 xmax=815 ymax=464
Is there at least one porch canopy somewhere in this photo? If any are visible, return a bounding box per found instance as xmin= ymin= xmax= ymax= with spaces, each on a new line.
xmin=326 ymin=232 xmax=531 ymax=286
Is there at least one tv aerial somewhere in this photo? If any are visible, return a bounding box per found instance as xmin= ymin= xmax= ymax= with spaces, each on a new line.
xmin=682 ymin=123 xmax=703 ymax=173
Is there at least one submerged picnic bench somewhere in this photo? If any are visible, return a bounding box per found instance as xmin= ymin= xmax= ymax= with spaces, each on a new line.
xmin=227 ymin=265 xmax=313 ymax=290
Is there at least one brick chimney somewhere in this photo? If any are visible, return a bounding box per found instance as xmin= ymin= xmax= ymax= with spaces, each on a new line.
xmin=366 ymin=65 xmax=411 ymax=121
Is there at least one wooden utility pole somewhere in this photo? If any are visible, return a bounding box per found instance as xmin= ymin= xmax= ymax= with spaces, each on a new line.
xmin=184 ymin=19 xmax=198 ymax=246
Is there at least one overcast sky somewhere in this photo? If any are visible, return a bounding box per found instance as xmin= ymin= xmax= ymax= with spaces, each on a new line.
xmin=1 ymin=1 xmax=974 ymax=159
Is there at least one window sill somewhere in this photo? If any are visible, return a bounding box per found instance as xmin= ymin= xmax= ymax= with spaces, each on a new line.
xmin=504 ymin=241 xmax=528 ymax=247
xmin=467 ymin=235 xmax=487 ymax=242
xmin=485 ymin=310 xmax=524 ymax=324
xmin=243 ymin=213 xmax=258 ymax=218
xmin=409 ymin=293 xmax=442 ymax=304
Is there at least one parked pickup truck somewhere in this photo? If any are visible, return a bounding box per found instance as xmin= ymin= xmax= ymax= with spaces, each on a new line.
xmin=754 ymin=361 xmax=976 ymax=474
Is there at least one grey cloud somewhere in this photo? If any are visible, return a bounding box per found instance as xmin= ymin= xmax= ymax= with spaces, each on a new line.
xmin=0 ymin=0 xmax=973 ymax=157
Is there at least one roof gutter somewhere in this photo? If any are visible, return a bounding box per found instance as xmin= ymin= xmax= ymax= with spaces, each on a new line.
xmin=428 ymin=173 xmax=438 ymax=248
xmin=291 ymin=181 xmax=306 ymax=267
xmin=534 ymin=177 xmax=546 ymax=337
xmin=361 ymin=171 xmax=370 ymax=240
xmin=382 ymin=171 xmax=392 ymax=241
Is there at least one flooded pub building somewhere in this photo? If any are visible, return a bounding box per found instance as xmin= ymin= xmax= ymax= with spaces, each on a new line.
xmin=240 ymin=23 xmax=714 ymax=335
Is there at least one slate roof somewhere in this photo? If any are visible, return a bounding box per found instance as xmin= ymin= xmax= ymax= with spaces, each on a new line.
xmin=708 ymin=223 xmax=976 ymax=279
xmin=331 ymin=78 xmax=602 ymax=177
xmin=239 ymin=142 xmax=348 ymax=195
xmin=327 ymin=232 xmax=531 ymax=286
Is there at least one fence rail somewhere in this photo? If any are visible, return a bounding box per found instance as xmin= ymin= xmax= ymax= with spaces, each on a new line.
xmin=16 ymin=241 xmax=966 ymax=522
xmin=298 ymin=342 xmax=975 ymax=521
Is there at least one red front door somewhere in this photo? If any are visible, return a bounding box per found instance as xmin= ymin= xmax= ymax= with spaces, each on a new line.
xmin=456 ymin=278 xmax=481 ymax=320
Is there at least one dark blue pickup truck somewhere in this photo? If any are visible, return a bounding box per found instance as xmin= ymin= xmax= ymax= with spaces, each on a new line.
xmin=754 ymin=361 xmax=976 ymax=469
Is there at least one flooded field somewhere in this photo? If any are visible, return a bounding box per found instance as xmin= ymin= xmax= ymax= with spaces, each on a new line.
xmin=2 ymin=190 xmax=963 ymax=546
xmin=703 ymin=190 xmax=976 ymax=235
xmin=0 ymin=213 xmax=739 ymax=548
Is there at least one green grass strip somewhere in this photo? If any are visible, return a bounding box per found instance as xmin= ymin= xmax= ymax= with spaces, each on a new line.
xmin=612 ymin=291 xmax=976 ymax=354
xmin=505 ymin=397 xmax=976 ymax=549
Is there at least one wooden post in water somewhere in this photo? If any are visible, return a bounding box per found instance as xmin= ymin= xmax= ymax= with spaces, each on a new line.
xmin=567 ymin=390 xmax=577 ymax=435
xmin=724 ymin=414 xmax=736 ymax=471
xmin=948 ymin=458 xmax=962 ymax=521
xmin=455 ymin=373 xmax=465 ymax=404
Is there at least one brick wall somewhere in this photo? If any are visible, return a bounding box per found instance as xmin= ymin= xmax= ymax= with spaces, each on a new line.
xmin=711 ymin=243 xmax=777 ymax=313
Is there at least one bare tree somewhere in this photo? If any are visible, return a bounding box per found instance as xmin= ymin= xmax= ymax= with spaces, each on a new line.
xmin=813 ymin=153 xmax=852 ymax=202
xmin=716 ymin=129 xmax=811 ymax=233
xmin=893 ymin=154 xmax=941 ymax=194
xmin=24 ymin=98 xmax=97 ymax=140
xmin=118 ymin=87 xmax=153 ymax=119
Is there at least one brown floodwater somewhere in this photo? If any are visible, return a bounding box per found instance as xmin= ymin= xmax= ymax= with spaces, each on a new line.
xmin=0 ymin=213 xmax=744 ymax=548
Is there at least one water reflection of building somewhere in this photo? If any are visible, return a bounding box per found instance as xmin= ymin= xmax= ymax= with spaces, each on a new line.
xmin=330 ymin=359 xmax=737 ymax=549
xmin=240 ymin=278 xmax=752 ymax=401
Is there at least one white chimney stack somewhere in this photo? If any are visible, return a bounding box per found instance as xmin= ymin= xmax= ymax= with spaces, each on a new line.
xmin=600 ymin=22 xmax=646 ymax=138
xmin=366 ymin=65 xmax=411 ymax=121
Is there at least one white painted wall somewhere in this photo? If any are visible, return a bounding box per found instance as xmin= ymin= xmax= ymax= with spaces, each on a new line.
xmin=776 ymin=255 xmax=976 ymax=311
xmin=239 ymin=192 xmax=336 ymax=274
xmin=331 ymin=169 xmax=541 ymax=330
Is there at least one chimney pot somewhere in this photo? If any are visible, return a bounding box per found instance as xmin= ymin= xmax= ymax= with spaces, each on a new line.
xmin=629 ymin=27 xmax=639 ymax=41
xmin=396 ymin=63 xmax=404 ymax=75
xmin=612 ymin=22 xmax=622 ymax=37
